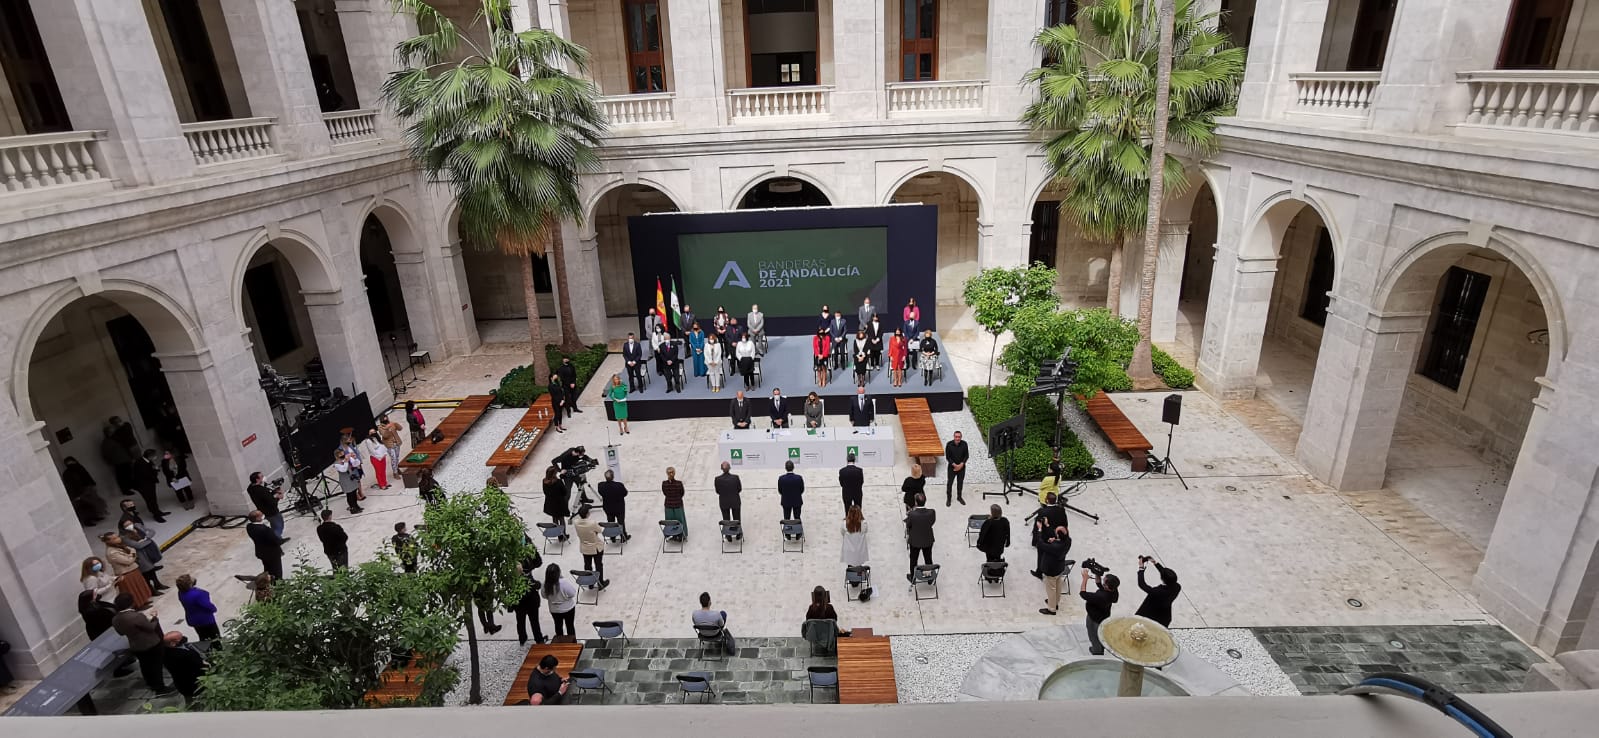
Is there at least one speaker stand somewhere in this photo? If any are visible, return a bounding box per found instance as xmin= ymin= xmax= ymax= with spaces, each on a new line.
xmin=1138 ymin=423 xmax=1189 ymax=490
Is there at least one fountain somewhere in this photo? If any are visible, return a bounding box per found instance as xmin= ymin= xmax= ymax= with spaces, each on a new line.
xmin=957 ymin=621 xmax=1247 ymax=701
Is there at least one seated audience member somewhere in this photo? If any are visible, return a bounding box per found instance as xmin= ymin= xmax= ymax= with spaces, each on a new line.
xmin=692 ymin=592 xmax=737 ymax=654
xmin=526 ymin=654 xmax=568 ymax=705
xmin=805 ymin=585 xmax=849 ymax=636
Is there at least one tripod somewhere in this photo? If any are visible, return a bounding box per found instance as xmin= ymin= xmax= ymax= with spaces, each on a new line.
xmin=291 ymin=474 xmax=337 ymax=516
xmin=1139 ymin=422 xmax=1189 ymax=490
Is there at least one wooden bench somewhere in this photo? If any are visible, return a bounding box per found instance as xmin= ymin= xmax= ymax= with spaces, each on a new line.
xmin=837 ymin=629 xmax=898 ymax=704
xmin=895 ymin=397 xmax=944 ymax=478
xmin=363 ymin=663 xmax=435 ymax=706
xmin=398 ymin=395 xmax=493 ymax=488
xmin=1078 ymin=390 xmax=1153 ymax=472
xmin=485 ymin=395 xmax=557 ymax=486
xmin=503 ymin=641 xmax=586 ymax=705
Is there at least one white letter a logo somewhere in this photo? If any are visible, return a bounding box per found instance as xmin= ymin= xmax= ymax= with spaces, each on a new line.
xmin=713 ymin=260 xmax=751 ymax=289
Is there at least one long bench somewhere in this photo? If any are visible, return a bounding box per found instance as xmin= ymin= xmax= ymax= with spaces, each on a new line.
xmin=363 ymin=664 xmax=435 ymax=706
xmin=503 ymin=641 xmax=586 ymax=705
xmin=837 ymin=628 xmax=898 ymax=704
xmin=398 ymin=394 xmax=493 ymax=488
xmin=895 ymin=397 xmax=944 ymax=478
xmin=1078 ymin=390 xmax=1153 ymax=472
xmin=485 ymin=395 xmax=557 ymax=486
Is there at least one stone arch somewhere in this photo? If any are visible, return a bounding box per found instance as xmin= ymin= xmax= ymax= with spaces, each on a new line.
xmin=581 ymin=177 xmax=690 ymax=240
xmin=1238 ymin=190 xmax=1345 ymax=266
xmin=229 ymin=229 xmax=341 ymax=326
xmin=880 ymin=164 xmax=990 ymax=223
xmin=728 ymin=169 xmax=839 ymax=210
xmin=11 ymin=280 xmax=204 ymax=426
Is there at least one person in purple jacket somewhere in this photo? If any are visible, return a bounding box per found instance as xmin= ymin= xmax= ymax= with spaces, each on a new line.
xmin=176 ymin=574 xmax=220 ymax=642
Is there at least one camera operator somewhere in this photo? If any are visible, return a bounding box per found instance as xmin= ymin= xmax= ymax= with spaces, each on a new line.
xmin=1035 ymin=521 xmax=1072 ymax=616
xmin=1027 ymin=493 xmax=1065 ymax=579
xmin=1134 ymin=556 xmax=1181 ymax=628
xmin=247 ymin=472 xmax=289 ymax=542
xmin=554 ymin=445 xmax=598 ymax=507
xmin=1078 ymin=562 xmax=1119 ymax=655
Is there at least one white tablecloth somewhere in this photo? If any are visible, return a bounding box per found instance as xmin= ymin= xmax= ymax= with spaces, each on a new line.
xmin=716 ymin=426 xmax=897 ymax=469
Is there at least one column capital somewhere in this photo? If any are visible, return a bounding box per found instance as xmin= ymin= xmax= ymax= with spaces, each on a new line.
xmin=300 ymin=288 xmax=346 ymax=307
xmin=153 ymin=349 xmax=217 ymax=373
xmin=1159 ymin=220 xmax=1192 ymax=236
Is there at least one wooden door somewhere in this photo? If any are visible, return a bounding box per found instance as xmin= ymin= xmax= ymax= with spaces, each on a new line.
xmin=900 ymin=0 xmax=938 ymax=81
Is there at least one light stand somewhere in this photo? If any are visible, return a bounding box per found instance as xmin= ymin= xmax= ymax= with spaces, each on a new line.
xmin=1139 ymin=421 xmax=1188 ymax=490
xmin=387 ymin=334 xmax=407 ymax=396
xmin=1030 ymin=348 xmax=1100 ymax=523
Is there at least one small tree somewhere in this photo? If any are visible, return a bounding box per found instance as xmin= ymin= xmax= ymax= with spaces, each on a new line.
xmin=962 ymin=264 xmax=1060 ymax=394
xmin=198 ymin=556 xmax=459 ymax=710
xmin=417 ymin=484 xmax=538 ymax=705
xmin=1001 ymin=306 xmax=1139 ymax=400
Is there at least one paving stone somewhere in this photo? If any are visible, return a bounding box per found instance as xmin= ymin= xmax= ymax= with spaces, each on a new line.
xmin=1251 ymin=624 xmax=1543 ymax=696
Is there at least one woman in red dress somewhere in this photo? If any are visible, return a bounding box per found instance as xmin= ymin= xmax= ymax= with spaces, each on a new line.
xmin=887 ymin=328 xmax=908 ymax=387
xmin=812 ymin=327 xmax=833 ymax=387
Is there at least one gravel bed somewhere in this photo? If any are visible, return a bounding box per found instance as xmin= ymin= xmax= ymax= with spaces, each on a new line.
xmin=889 ymin=632 xmax=1014 ymax=703
xmin=430 ymin=408 xmax=527 ymax=494
xmin=932 ymin=401 xmax=1134 ymax=486
xmin=441 ymin=636 xmax=528 ymax=706
xmin=1061 ymin=402 xmax=1134 ymax=480
xmin=1174 ymin=628 xmax=1299 ymax=696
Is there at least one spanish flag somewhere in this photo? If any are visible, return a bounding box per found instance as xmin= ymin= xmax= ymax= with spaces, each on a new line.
xmin=655 ymin=278 xmax=668 ymax=331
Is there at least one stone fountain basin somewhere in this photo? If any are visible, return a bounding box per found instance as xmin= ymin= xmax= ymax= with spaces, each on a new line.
xmin=956 ymin=626 xmax=1250 ymax=701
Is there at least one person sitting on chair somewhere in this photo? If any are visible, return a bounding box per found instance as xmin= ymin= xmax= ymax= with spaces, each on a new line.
xmin=692 ymin=592 xmax=737 ymax=654
xmin=768 ymin=388 xmax=789 ymax=428
xmin=976 ymin=505 xmax=1010 ymax=563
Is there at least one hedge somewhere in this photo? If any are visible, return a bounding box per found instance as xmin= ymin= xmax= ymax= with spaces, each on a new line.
xmin=495 ymin=344 xmax=609 ymax=407
xmin=1151 ymin=347 xmax=1195 ymax=389
xmin=967 ymin=386 xmax=1095 ymax=481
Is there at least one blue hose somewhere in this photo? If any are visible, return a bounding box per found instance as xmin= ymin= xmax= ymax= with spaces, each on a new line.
xmin=1340 ymin=673 xmax=1511 ymax=738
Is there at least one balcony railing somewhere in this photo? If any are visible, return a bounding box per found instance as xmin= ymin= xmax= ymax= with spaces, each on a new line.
xmin=1287 ymin=72 xmax=1380 ymax=121
xmin=181 ymin=117 xmax=277 ymax=166
xmin=323 ymin=109 xmax=379 ymax=144
xmin=727 ymin=86 xmax=832 ymax=121
xmin=887 ymin=80 xmax=987 ymax=115
xmin=1459 ymin=71 xmax=1599 ymax=138
xmin=1 ymin=130 xmax=109 ymax=194
xmin=600 ymin=92 xmax=675 ymax=127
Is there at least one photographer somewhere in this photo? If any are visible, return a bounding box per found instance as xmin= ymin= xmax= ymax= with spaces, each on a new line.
xmin=1035 ymin=522 xmax=1071 ymax=616
xmin=554 ymin=445 xmax=597 ymax=507
xmin=1134 ymin=557 xmax=1181 ymax=627
xmin=1079 ymin=564 xmax=1120 ymax=655
xmin=247 ymin=472 xmax=288 ymax=542
xmin=1027 ymin=493 xmax=1064 ymax=579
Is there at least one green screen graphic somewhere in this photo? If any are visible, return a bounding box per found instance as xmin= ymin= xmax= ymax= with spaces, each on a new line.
xmin=678 ymin=228 xmax=888 ymax=317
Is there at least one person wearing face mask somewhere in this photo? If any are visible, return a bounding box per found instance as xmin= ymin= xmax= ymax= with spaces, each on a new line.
xmin=132 ymin=449 xmax=170 ymax=523
xmin=101 ymin=532 xmax=155 ymax=606
xmin=363 ymin=429 xmax=391 ymax=490
xmin=866 ymin=315 xmax=884 ymax=370
xmin=81 ymin=556 xmax=117 ymax=601
xmin=159 ymin=450 xmax=194 ymax=510
xmin=856 ymin=297 xmax=876 ymax=334
xmin=829 ymin=311 xmax=849 ymax=369
xmin=817 ymin=305 xmax=833 ymax=334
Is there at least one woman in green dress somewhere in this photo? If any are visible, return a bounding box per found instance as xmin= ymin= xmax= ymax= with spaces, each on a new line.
xmin=608 ymin=374 xmax=629 ymax=435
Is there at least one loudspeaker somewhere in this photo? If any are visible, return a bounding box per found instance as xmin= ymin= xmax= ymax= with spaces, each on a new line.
xmin=1162 ymin=394 xmax=1183 ymax=426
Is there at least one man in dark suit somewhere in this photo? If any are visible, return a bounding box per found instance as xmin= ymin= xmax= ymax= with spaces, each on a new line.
xmin=856 ymin=297 xmax=876 ymax=333
xmin=829 ymin=310 xmax=849 ymax=366
xmin=111 ymin=593 xmax=171 ymax=693
xmin=1134 ymin=558 xmax=1182 ymax=627
xmin=768 ymin=388 xmax=789 ymax=428
xmin=838 ymin=453 xmax=864 ymax=512
xmin=597 ymin=468 xmax=630 ymax=540
xmin=904 ymin=493 xmax=935 ymax=580
xmin=1036 ymin=522 xmax=1073 ymax=615
xmin=681 ymin=305 xmax=696 ymax=334
xmin=714 ymin=461 xmax=742 ymax=524
xmin=622 ymin=332 xmax=646 ymax=392
xmin=849 ymin=387 xmax=874 ymax=427
xmin=246 ymin=509 xmax=285 ymax=580
xmin=557 ymin=357 xmax=581 ymax=415
xmin=777 ymin=461 xmax=804 ymax=519
xmin=316 ymin=509 xmax=349 ymax=569
xmin=944 ymin=431 xmax=969 ymax=506
xmin=663 ymin=338 xmax=685 ymax=393
xmin=730 ymin=390 xmax=753 ymax=429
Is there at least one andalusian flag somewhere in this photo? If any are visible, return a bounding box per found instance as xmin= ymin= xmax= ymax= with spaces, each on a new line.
xmin=654 ymin=277 xmax=668 ymax=329
xmin=669 ymin=276 xmax=683 ymax=331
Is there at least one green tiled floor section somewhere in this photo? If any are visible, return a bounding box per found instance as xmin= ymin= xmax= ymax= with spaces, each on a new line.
xmin=567 ymin=637 xmax=837 ymax=705
xmin=1251 ymin=625 xmax=1541 ymax=696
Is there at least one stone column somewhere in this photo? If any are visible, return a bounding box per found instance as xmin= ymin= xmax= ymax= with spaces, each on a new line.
xmin=1367 ymin=0 xmax=1512 ymax=134
xmin=1195 ymin=251 xmax=1278 ymax=399
xmin=830 ymin=0 xmax=886 ymax=121
xmin=219 ymin=0 xmax=333 ymax=159
xmin=0 ymin=397 xmax=93 ymax=678
xmin=1234 ymin=0 xmax=1329 ymax=119
xmin=389 ymin=247 xmax=444 ymax=359
xmin=28 ymin=0 xmax=196 ymax=185
xmin=443 ymin=236 xmax=482 ymax=354
xmin=302 ymin=289 xmax=394 ymax=413
xmin=985 ymin=0 xmax=1046 ymax=120
xmin=335 ymin=0 xmax=417 ymax=137
xmin=559 ymin=220 xmax=608 ymax=344
xmin=1292 ymin=300 xmax=1427 ymax=490
xmin=665 ymin=0 xmax=728 ymax=128
xmin=1152 ymin=221 xmax=1192 ymax=344
xmin=155 ymin=342 xmax=285 ymax=514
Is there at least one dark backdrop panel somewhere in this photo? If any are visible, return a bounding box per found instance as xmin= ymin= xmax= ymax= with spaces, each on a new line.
xmin=628 ymin=205 xmax=937 ymax=338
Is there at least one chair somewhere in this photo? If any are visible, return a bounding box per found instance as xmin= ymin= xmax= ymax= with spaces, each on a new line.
xmin=568 ymin=669 xmax=613 ymax=704
xmin=910 ymin=563 xmax=940 ymax=600
xmin=573 ymin=569 xmax=602 ymax=605
xmin=592 ymin=620 xmax=628 ymax=650
xmin=720 ymin=520 xmax=743 ymax=553
xmin=600 ymin=521 xmax=626 ymax=555
xmin=781 ymin=519 xmax=804 ymax=553
xmin=966 ymin=515 xmax=987 ymax=547
xmin=806 ymin=666 xmax=839 ymax=703
xmin=752 ymin=357 xmax=763 ymax=388
xmin=676 ymin=672 xmax=716 ymax=703
xmin=801 ymin=619 xmax=838 ymax=656
xmin=694 ymin=625 xmax=727 ymax=661
xmin=660 ymin=519 xmax=686 ymax=553
xmin=844 ymin=565 xmax=872 ymax=600
xmin=536 ymin=521 xmax=566 ymax=554
xmin=979 ymin=561 xmax=1008 ymax=598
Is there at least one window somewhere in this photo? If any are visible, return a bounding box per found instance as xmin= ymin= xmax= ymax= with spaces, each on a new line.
xmin=779 ymin=60 xmax=803 ymax=84
xmin=1346 ymin=0 xmax=1398 ymax=71
xmin=623 ymin=0 xmax=666 ymax=92
xmin=1299 ymin=228 xmax=1335 ymax=326
xmin=158 ymin=0 xmax=234 ymax=121
xmin=1045 ymin=0 xmax=1078 ymax=27
xmin=901 ymin=0 xmax=938 ymax=81
xmin=244 ymin=262 xmax=302 ymax=360
xmin=1497 ymin=0 xmax=1572 ymax=69
xmin=1419 ymin=266 xmax=1491 ymax=391
xmin=745 ymin=0 xmax=818 ymax=87
xmin=0 ymin=0 xmax=71 ymax=132
xmin=1029 ymin=200 xmax=1060 ymax=269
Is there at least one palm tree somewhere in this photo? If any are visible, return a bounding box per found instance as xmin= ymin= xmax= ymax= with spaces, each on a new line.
xmin=1022 ymin=0 xmax=1243 ymax=367
xmin=384 ymin=0 xmax=605 ymax=380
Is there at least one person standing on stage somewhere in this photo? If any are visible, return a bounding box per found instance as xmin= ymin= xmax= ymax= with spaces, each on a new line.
xmin=902 ymin=298 xmax=921 ymax=341
xmin=945 ymin=430 xmax=969 ymax=505
xmin=712 ymin=305 xmax=729 ymax=338
xmin=817 ymin=304 xmax=833 ymax=334
xmin=623 ymin=332 xmax=647 ymax=392
xmin=737 ymin=334 xmax=757 ymax=389
xmin=857 ymin=297 xmax=876 ymax=333
xmin=829 ymin=310 xmax=849 ymax=367
xmin=867 ymin=315 xmax=885 ymax=369
xmin=705 ymin=334 xmax=725 ymax=392
xmin=852 ymin=331 xmax=870 ymax=386
xmin=919 ymin=329 xmax=940 ymax=386
xmin=804 ymin=392 xmax=825 ymax=428
xmin=812 ymin=328 xmax=832 ymax=387
xmin=682 ymin=305 xmax=696 ymax=334
xmin=725 ymin=319 xmax=744 ymax=375
xmin=663 ymin=336 xmax=685 ymax=394
xmin=689 ymin=323 xmax=708 ymax=378
xmin=747 ymin=304 xmax=765 ymax=354
xmin=849 ymin=386 xmax=874 ymax=427
xmin=651 ymin=324 xmax=669 ymax=376
xmin=729 ymin=390 xmax=753 ymax=429
xmin=887 ymin=328 xmax=908 ymax=387
xmin=768 ymin=387 xmax=789 ymax=428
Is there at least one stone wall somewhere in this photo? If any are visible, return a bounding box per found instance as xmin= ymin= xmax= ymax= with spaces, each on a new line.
xmin=595 ymin=185 xmax=679 ymax=317
xmin=887 ymin=173 xmax=980 ymax=323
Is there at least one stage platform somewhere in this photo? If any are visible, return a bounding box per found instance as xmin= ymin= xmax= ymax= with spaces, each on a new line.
xmin=605 ymin=335 xmax=965 ymax=421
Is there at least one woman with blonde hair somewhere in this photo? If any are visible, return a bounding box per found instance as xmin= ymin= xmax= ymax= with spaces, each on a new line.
xmin=705 ymin=335 xmax=725 ymax=393
xmin=608 ymin=374 xmax=630 ymax=435
xmin=100 ymin=532 xmax=153 ymax=608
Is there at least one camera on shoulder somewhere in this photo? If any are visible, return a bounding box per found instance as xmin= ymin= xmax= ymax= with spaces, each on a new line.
xmin=1082 ymin=558 xmax=1109 ymax=577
